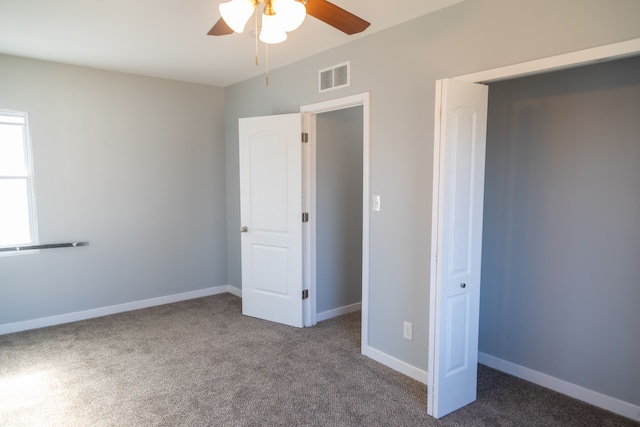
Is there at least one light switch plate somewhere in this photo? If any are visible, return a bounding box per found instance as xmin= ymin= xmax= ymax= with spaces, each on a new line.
xmin=373 ymin=195 xmax=381 ymax=211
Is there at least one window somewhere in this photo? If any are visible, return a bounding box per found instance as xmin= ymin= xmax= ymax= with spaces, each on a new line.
xmin=0 ymin=111 xmax=38 ymax=249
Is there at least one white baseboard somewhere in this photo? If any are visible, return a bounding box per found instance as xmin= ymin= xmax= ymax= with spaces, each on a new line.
xmin=479 ymin=352 xmax=640 ymax=422
xmin=226 ymin=285 xmax=242 ymax=298
xmin=366 ymin=346 xmax=428 ymax=385
xmin=317 ymin=302 xmax=362 ymax=322
xmin=0 ymin=285 xmax=237 ymax=335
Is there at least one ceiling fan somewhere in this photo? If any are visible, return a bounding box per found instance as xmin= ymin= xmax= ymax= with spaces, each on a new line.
xmin=207 ymin=0 xmax=370 ymax=85
xmin=208 ymin=0 xmax=371 ymax=40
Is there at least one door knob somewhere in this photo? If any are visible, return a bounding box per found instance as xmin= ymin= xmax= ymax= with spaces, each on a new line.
xmin=240 ymin=226 xmax=248 ymax=233
xmin=460 ymin=283 xmax=466 ymax=289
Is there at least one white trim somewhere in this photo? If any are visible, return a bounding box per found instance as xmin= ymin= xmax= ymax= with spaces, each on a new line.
xmin=301 ymin=93 xmax=370 ymax=115
xmin=301 ymin=111 xmax=316 ymax=327
xmin=226 ymin=285 xmax=242 ymax=298
xmin=456 ymin=37 xmax=640 ymax=83
xmin=300 ymin=92 xmax=371 ymax=357
xmin=316 ymin=302 xmax=362 ymax=322
xmin=479 ymin=353 xmax=640 ymax=422
xmin=0 ymin=110 xmax=39 ymax=251
xmin=367 ymin=346 xmax=429 ymax=384
xmin=0 ymin=286 xmax=234 ymax=335
xmin=427 ymin=79 xmax=444 ymax=415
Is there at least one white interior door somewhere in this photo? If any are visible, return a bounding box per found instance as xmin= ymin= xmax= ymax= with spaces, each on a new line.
xmin=428 ymin=78 xmax=488 ymax=418
xmin=239 ymin=113 xmax=303 ymax=328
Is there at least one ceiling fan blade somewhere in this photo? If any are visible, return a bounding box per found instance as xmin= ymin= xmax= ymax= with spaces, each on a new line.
xmin=208 ymin=18 xmax=234 ymax=36
xmin=305 ymin=0 xmax=370 ymax=35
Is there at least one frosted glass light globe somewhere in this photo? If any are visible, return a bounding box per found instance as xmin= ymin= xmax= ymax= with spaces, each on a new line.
xmin=219 ymin=0 xmax=255 ymax=34
xmin=260 ymin=12 xmax=287 ymax=44
xmin=273 ymin=0 xmax=306 ymax=32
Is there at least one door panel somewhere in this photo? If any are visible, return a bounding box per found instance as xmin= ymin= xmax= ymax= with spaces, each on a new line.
xmin=447 ymin=108 xmax=475 ymax=276
xmin=250 ymin=135 xmax=289 ymax=232
xmin=428 ymin=79 xmax=488 ymax=418
xmin=251 ymin=245 xmax=290 ymax=295
xmin=445 ymin=293 xmax=469 ymax=375
xmin=240 ymin=113 xmax=303 ymax=328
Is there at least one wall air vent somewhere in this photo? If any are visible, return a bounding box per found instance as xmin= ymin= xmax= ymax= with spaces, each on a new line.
xmin=319 ymin=61 xmax=351 ymax=93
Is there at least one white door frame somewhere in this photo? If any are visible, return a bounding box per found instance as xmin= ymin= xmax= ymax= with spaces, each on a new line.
xmin=300 ymin=92 xmax=371 ymax=354
xmin=429 ymin=37 xmax=640 ymax=417
xmin=454 ymin=38 xmax=640 ymax=84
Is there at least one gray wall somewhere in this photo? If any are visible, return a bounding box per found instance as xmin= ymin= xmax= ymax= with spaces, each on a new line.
xmin=316 ymin=107 xmax=363 ymax=314
xmin=224 ymin=0 xmax=640 ymax=372
xmin=481 ymin=55 xmax=640 ymax=406
xmin=0 ymin=55 xmax=227 ymax=325
xmin=3 ymin=2 xmax=638 ymax=406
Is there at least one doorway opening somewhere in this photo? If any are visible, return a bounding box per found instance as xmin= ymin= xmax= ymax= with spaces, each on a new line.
xmin=315 ymin=107 xmax=364 ymax=322
xmin=301 ymin=93 xmax=371 ymax=355
xmin=478 ymin=53 xmax=640 ymax=419
xmin=429 ymin=38 xmax=640 ymax=419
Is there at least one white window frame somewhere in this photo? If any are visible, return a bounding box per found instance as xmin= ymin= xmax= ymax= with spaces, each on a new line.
xmin=0 ymin=110 xmax=39 ymax=255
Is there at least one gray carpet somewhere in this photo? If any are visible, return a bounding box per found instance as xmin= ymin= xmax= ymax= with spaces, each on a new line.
xmin=0 ymin=293 xmax=636 ymax=426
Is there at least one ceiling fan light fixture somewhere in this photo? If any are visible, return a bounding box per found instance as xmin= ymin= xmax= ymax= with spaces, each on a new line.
xmin=219 ymin=0 xmax=256 ymax=34
xmin=209 ymin=0 xmax=369 ymax=86
xmin=259 ymin=11 xmax=287 ymax=44
xmin=272 ymin=0 xmax=306 ymax=32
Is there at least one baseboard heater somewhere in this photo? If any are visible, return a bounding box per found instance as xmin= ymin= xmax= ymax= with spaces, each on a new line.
xmin=0 ymin=242 xmax=89 ymax=253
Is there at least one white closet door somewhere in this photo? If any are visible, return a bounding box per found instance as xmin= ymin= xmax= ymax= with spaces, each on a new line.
xmin=428 ymin=78 xmax=488 ymax=418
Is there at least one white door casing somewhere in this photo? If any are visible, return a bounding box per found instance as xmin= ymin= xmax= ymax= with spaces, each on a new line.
xmin=428 ymin=79 xmax=488 ymax=418
xmin=240 ymin=113 xmax=303 ymax=328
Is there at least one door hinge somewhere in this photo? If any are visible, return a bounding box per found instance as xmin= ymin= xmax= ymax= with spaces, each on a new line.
xmin=302 ymin=212 xmax=309 ymax=223
xmin=302 ymin=289 xmax=309 ymax=299
xmin=302 ymin=132 xmax=309 ymax=143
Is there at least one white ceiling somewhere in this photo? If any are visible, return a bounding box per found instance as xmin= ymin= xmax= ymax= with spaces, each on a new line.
xmin=0 ymin=0 xmax=462 ymax=87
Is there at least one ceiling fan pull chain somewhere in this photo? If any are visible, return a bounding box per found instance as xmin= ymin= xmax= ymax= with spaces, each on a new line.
xmin=255 ymin=9 xmax=259 ymax=65
xmin=266 ymin=43 xmax=269 ymax=86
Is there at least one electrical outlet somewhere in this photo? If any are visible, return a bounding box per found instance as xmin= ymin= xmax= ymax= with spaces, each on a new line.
xmin=403 ymin=321 xmax=413 ymax=340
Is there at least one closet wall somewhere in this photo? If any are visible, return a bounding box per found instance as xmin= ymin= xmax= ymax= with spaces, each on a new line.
xmin=481 ymin=55 xmax=640 ymax=406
